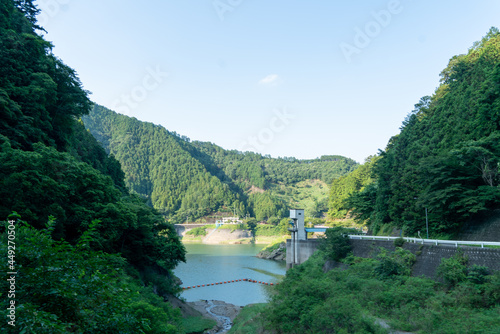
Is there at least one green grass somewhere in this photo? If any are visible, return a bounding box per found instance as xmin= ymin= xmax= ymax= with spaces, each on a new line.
xmin=181 ymin=316 xmax=217 ymax=334
xmin=185 ymin=226 xmax=207 ymax=236
xmin=227 ymin=304 xmax=268 ymax=334
xmin=259 ymin=237 xmax=286 ymax=253
xmin=218 ymin=223 xmax=249 ymax=231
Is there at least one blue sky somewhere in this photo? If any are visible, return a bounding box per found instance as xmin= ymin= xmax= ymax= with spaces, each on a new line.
xmin=38 ymin=0 xmax=500 ymax=163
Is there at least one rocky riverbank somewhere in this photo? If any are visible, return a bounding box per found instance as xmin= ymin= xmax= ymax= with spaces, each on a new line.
xmin=188 ymin=300 xmax=242 ymax=333
xmin=256 ymin=242 xmax=286 ymax=261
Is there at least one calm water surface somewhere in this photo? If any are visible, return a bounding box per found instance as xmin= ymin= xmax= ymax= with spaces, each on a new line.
xmin=174 ymin=243 xmax=286 ymax=306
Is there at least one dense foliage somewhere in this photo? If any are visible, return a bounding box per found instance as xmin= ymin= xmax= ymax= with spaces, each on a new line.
xmin=0 ymin=1 xmax=186 ymax=331
xmin=263 ymin=249 xmax=500 ymax=333
xmin=0 ymin=0 xmax=91 ymax=152
xmin=319 ymin=227 xmax=353 ymax=261
xmin=334 ymin=28 xmax=500 ymax=237
xmin=84 ymin=105 xmax=358 ymax=222
xmin=328 ymin=156 xmax=379 ymax=219
xmin=1 ymin=218 xmax=183 ymax=333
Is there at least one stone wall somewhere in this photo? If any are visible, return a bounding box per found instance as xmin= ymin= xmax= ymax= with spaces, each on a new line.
xmin=286 ymin=238 xmax=500 ymax=277
xmin=351 ymin=239 xmax=500 ymax=278
xmin=457 ymin=209 xmax=500 ymax=241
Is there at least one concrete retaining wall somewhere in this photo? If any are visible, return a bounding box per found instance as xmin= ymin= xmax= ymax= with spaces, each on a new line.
xmin=286 ymin=238 xmax=500 ymax=277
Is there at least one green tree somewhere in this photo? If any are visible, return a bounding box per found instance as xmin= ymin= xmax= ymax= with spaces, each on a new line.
xmin=319 ymin=227 xmax=353 ymax=261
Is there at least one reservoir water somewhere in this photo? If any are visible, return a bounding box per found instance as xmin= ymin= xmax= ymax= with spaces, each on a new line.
xmin=174 ymin=243 xmax=286 ymax=306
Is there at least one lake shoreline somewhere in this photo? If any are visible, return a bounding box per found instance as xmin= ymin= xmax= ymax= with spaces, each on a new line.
xmin=181 ymin=234 xmax=285 ymax=245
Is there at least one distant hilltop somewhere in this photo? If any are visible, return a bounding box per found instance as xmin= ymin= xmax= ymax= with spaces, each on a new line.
xmin=83 ymin=104 xmax=358 ymax=224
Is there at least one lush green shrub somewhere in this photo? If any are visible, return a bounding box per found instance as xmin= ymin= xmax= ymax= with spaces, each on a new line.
xmin=319 ymin=227 xmax=354 ymax=261
xmin=0 ymin=218 xmax=182 ymax=333
xmin=393 ymin=237 xmax=405 ymax=248
xmin=374 ymin=248 xmax=416 ymax=279
xmin=263 ymin=246 xmax=500 ymax=334
xmin=437 ymin=251 xmax=469 ymax=288
xmin=467 ymin=265 xmax=491 ymax=285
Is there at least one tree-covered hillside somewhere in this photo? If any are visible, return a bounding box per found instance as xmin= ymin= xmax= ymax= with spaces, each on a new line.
xmin=0 ymin=1 xmax=185 ymax=332
xmin=84 ymin=105 xmax=358 ymax=223
xmin=333 ymin=28 xmax=500 ymax=237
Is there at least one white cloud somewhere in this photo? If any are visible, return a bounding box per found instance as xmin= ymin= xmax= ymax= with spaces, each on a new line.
xmin=259 ymin=74 xmax=280 ymax=86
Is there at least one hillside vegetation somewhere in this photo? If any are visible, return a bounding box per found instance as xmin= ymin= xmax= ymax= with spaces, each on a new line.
xmin=230 ymin=228 xmax=500 ymax=333
xmin=84 ymin=105 xmax=358 ymax=223
xmin=0 ymin=1 xmax=185 ymax=332
xmin=329 ymin=28 xmax=500 ymax=238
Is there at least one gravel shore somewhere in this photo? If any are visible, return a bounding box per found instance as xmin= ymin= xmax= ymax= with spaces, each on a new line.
xmin=187 ymin=300 xmax=242 ymax=333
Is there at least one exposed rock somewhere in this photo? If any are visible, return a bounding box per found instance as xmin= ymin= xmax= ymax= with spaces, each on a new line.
xmin=166 ymin=295 xmax=203 ymax=318
xmin=202 ymin=229 xmax=252 ymax=244
xmin=188 ymin=300 xmax=242 ymax=333
xmin=257 ymin=242 xmax=286 ymax=261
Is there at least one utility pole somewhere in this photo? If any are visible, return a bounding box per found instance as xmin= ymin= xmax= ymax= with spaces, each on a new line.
xmin=425 ymin=207 xmax=429 ymax=239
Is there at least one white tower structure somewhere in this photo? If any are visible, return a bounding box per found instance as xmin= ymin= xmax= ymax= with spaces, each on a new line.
xmin=289 ymin=209 xmax=306 ymax=267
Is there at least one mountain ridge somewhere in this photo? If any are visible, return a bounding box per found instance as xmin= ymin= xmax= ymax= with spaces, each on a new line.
xmin=83 ymin=104 xmax=358 ymax=223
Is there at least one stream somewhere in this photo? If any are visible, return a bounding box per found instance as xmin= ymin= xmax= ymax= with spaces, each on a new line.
xmin=206 ymin=300 xmax=232 ymax=333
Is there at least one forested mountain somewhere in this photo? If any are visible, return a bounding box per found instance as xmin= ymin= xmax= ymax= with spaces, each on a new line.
xmin=328 ymin=155 xmax=380 ymax=220
xmin=332 ymin=28 xmax=500 ymax=237
xmin=84 ymin=105 xmax=358 ymax=223
xmin=0 ymin=1 xmax=185 ymax=332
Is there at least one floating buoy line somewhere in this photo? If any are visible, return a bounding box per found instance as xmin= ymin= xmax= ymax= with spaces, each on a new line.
xmin=181 ymin=278 xmax=280 ymax=290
